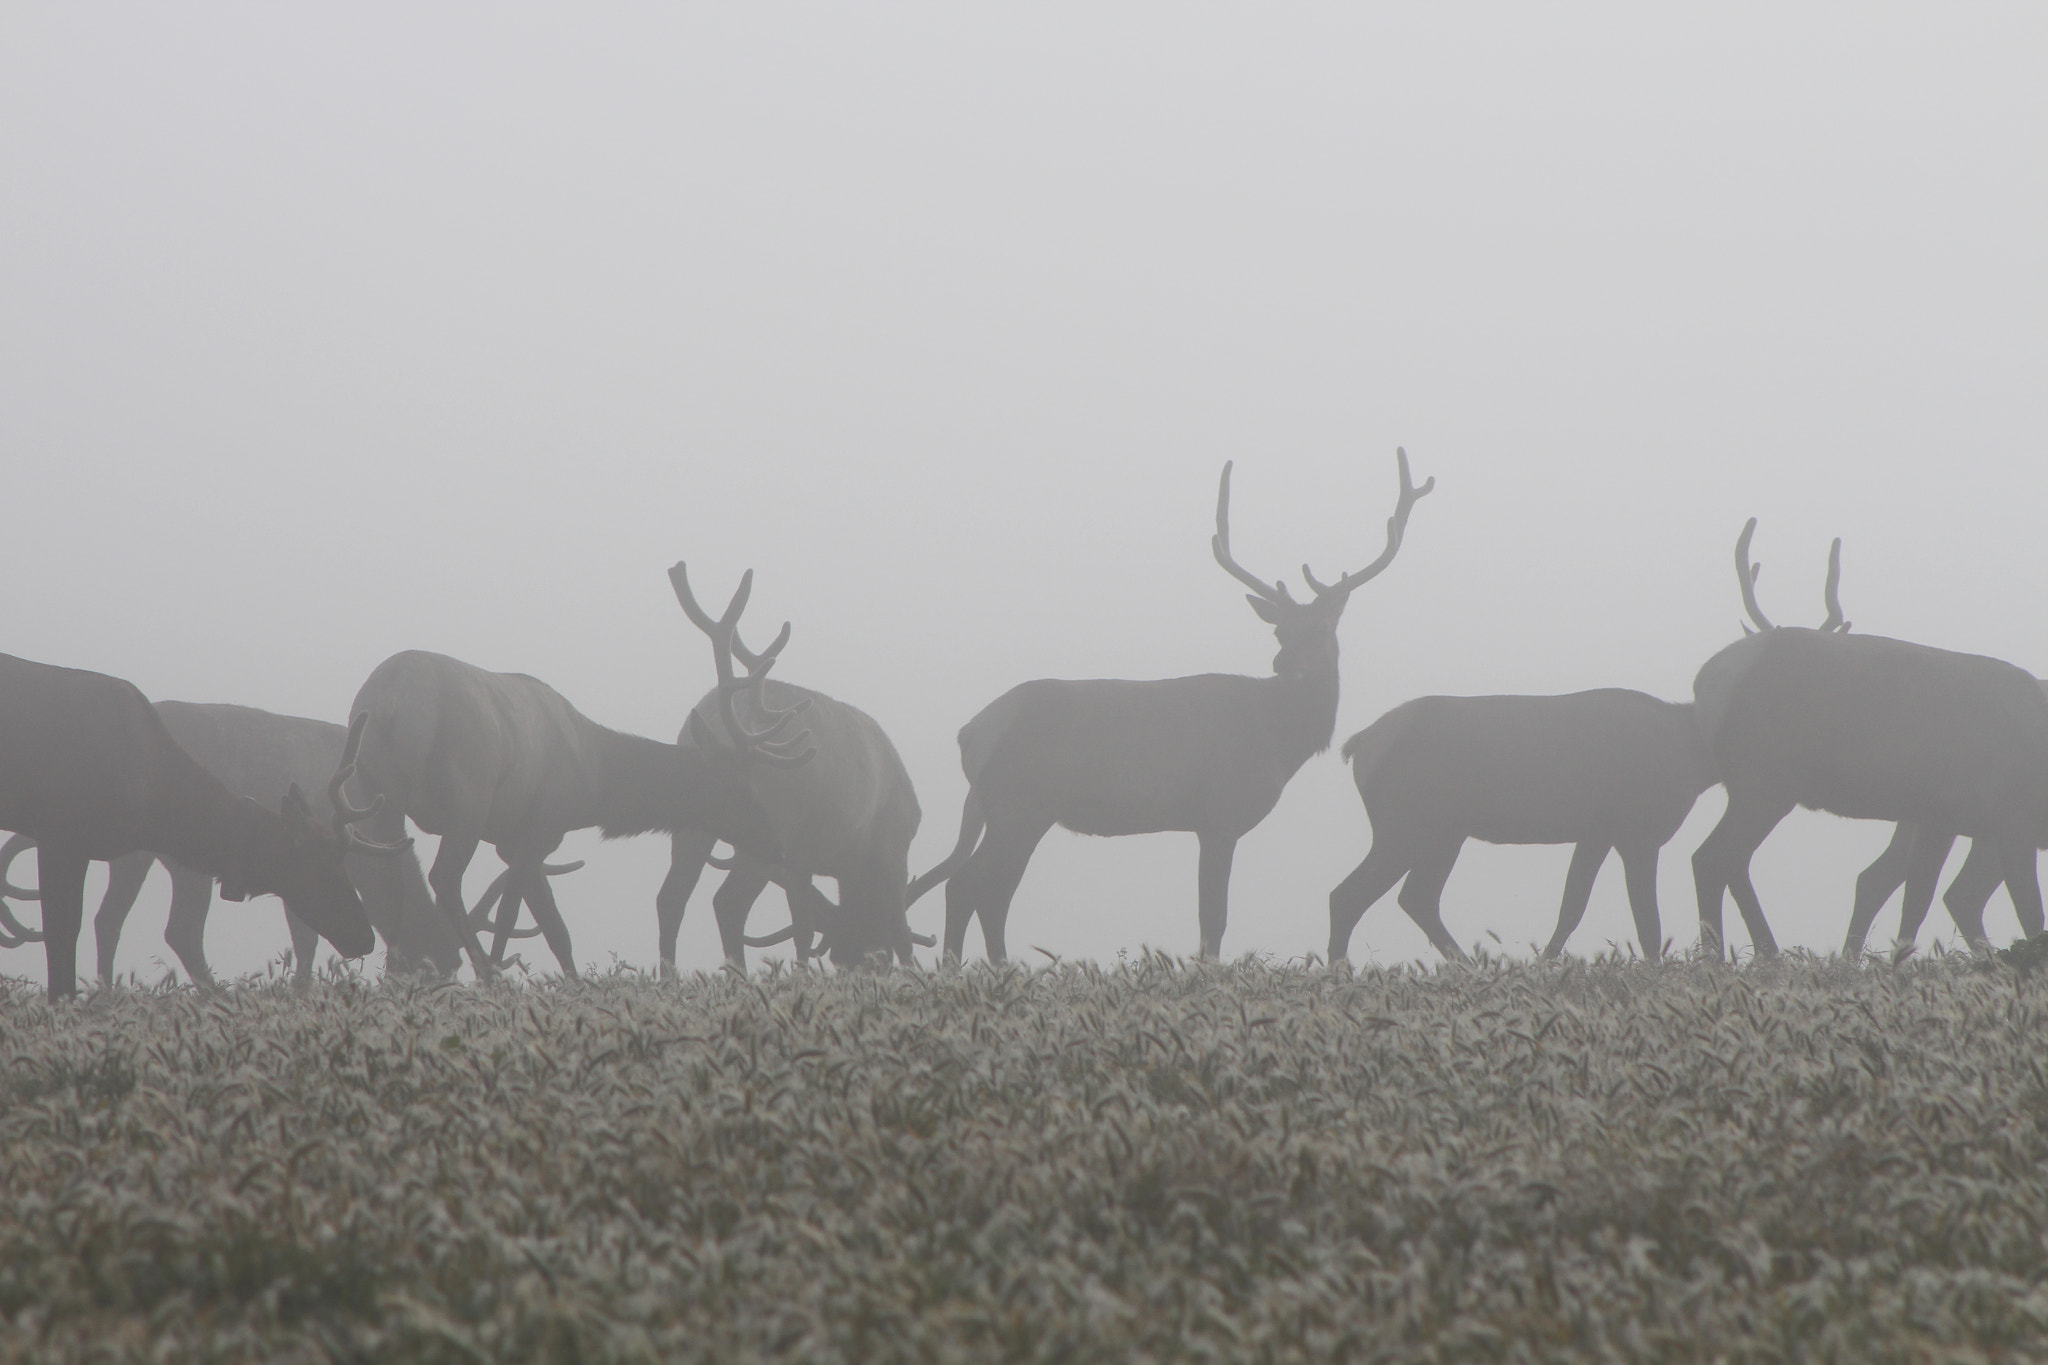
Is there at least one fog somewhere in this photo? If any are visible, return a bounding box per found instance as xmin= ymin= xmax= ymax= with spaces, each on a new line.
xmin=3 ymin=5 xmax=2044 ymax=985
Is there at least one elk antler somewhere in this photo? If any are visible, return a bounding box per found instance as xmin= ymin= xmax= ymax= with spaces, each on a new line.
xmin=669 ymin=562 xmax=816 ymax=767
xmin=330 ymin=714 xmax=413 ymax=856
xmin=1819 ymin=538 xmax=1850 ymax=633
xmin=1299 ymin=448 xmax=1437 ymax=600
xmin=1734 ymin=518 xmax=1774 ymax=634
xmin=1212 ymin=462 xmax=1291 ymax=603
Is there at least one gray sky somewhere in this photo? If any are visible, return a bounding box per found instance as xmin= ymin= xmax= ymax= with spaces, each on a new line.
xmin=4 ymin=4 xmax=2044 ymax=984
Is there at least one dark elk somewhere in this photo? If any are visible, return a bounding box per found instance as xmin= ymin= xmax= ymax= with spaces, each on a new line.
xmin=0 ymin=653 xmax=395 ymax=1000
xmin=1691 ymin=521 xmax=2048 ymax=958
xmin=344 ymin=650 xmax=781 ymax=980
xmin=1328 ymin=689 xmax=1715 ymax=964
xmin=911 ymin=451 xmax=1433 ymax=963
xmin=0 ymin=701 xmax=460 ymax=986
xmin=655 ymin=564 xmax=927 ymax=970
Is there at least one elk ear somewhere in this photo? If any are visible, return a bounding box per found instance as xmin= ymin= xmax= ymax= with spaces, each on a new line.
xmin=280 ymin=784 xmax=317 ymax=840
xmin=1246 ymin=594 xmax=1285 ymax=624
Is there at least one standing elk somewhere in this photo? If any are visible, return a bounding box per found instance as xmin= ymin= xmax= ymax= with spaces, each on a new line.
xmin=0 ymin=701 xmax=461 ymax=987
xmin=0 ymin=653 xmax=393 ymax=1000
xmin=653 ymin=564 xmax=926 ymax=971
xmin=1691 ymin=522 xmax=2048 ymax=958
xmin=909 ymin=451 xmax=1434 ymax=963
xmin=1326 ymin=689 xmax=1716 ymax=964
xmin=344 ymin=650 xmax=782 ymax=980
xmin=1835 ymin=679 xmax=2048 ymax=960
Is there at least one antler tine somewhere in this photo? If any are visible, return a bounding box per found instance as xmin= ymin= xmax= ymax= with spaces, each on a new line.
xmin=728 ymin=619 xmax=812 ymax=726
xmin=668 ymin=562 xmax=750 ymax=689
xmin=1735 ymin=518 xmax=1774 ymax=633
xmin=1326 ymin=447 xmax=1437 ymax=598
xmin=1212 ymin=461 xmax=1290 ymax=602
xmin=1819 ymin=537 xmax=1850 ymax=633
xmin=328 ymin=713 xmax=387 ymax=828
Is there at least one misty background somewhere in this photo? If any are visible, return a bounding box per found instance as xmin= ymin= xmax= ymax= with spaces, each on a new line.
xmin=3 ymin=5 xmax=2043 ymax=986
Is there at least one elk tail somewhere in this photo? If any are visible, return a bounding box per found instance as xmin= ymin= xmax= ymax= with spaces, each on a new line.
xmin=906 ymin=789 xmax=984 ymax=909
xmin=1339 ymin=701 xmax=1421 ymax=781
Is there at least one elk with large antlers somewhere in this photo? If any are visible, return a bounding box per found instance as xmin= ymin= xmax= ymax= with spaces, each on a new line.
xmin=1691 ymin=521 xmax=2048 ymax=958
xmin=910 ymin=450 xmax=1434 ymax=962
xmin=0 ymin=701 xmax=460 ymax=986
xmin=343 ymin=650 xmax=782 ymax=980
xmin=0 ymin=653 xmax=392 ymax=999
xmin=655 ymin=563 xmax=925 ymax=970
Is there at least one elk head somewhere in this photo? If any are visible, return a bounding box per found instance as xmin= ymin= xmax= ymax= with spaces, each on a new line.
xmin=1733 ymin=518 xmax=1849 ymax=636
xmin=222 ymin=713 xmax=407 ymax=959
xmin=669 ymin=562 xmax=817 ymax=767
xmin=1212 ymin=449 xmax=1435 ymax=681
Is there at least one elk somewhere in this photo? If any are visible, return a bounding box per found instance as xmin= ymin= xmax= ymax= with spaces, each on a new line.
xmin=344 ymin=650 xmax=782 ymax=980
xmin=1691 ymin=522 xmax=2048 ymax=958
xmin=1834 ymin=677 xmax=2048 ymax=959
xmin=1326 ymin=689 xmax=1715 ymax=964
xmin=0 ymin=653 xmax=395 ymax=1000
xmin=909 ymin=450 xmax=1434 ymax=963
xmin=654 ymin=563 xmax=925 ymax=971
xmin=0 ymin=701 xmax=462 ymax=986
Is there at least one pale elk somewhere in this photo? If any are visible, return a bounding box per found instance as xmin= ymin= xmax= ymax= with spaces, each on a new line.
xmin=344 ymin=650 xmax=782 ymax=980
xmin=0 ymin=653 xmax=394 ymax=1000
xmin=1691 ymin=522 xmax=2048 ymax=958
xmin=910 ymin=451 xmax=1434 ymax=963
xmin=655 ymin=563 xmax=927 ymax=970
xmin=0 ymin=700 xmax=460 ymax=986
xmin=1326 ymin=689 xmax=1715 ymax=964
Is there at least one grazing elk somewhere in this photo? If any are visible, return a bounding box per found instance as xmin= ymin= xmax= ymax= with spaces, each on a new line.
xmin=910 ymin=451 xmax=1434 ymax=963
xmin=654 ymin=563 xmax=926 ymax=971
xmin=0 ymin=653 xmax=394 ymax=1000
xmin=0 ymin=702 xmax=461 ymax=986
xmin=1326 ymin=689 xmax=1715 ymax=964
xmin=1691 ymin=522 xmax=2048 ymax=958
xmin=344 ymin=650 xmax=782 ymax=980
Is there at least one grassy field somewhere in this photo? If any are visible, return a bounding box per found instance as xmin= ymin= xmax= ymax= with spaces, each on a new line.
xmin=3 ymin=952 xmax=2047 ymax=1363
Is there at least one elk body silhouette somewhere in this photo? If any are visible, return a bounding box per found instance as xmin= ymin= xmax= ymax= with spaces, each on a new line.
xmin=345 ymin=650 xmax=782 ymax=979
xmin=0 ymin=702 xmax=460 ymax=986
xmin=1692 ymin=523 xmax=2048 ymax=957
xmin=912 ymin=452 xmax=1433 ymax=963
xmin=1328 ymin=689 xmax=1715 ymax=963
xmin=0 ymin=653 xmax=394 ymax=999
xmin=655 ymin=565 xmax=925 ymax=971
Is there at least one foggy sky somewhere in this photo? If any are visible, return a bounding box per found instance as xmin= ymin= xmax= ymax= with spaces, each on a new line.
xmin=4 ymin=5 xmax=2044 ymax=985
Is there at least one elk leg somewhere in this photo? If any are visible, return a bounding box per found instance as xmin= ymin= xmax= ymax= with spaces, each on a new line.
xmin=92 ymin=853 xmax=153 ymax=985
xmin=1941 ymin=838 xmax=2004 ymax=949
xmin=1196 ymin=833 xmax=1237 ymax=960
xmin=1397 ymin=837 xmax=1469 ymax=963
xmin=656 ymin=829 xmax=718 ymax=978
xmin=427 ymin=835 xmax=497 ymax=980
xmin=1844 ymin=823 xmax=1912 ymax=957
xmin=1692 ymin=792 xmax=1793 ymax=960
xmin=285 ymin=910 xmax=320 ymax=985
xmin=948 ymin=817 xmax=1050 ymax=966
xmin=1327 ymin=838 xmax=1411 ymax=964
xmin=1542 ymin=842 xmax=1610 ymax=959
xmin=162 ymin=862 xmax=220 ymax=989
xmin=1617 ymin=843 xmax=1665 ymax=961
xmin=37 ymin=843 xmax=90 ymax=1002
xmin=518 ymin=868 xmax=578 ymax=978
xmin=712 ymin=860 xmax=773 ymax=967
xmin=1891 ymin=827 xmax=1957 ymax=961
xmin=1999 ymin=839 xmax=2045 ymax=939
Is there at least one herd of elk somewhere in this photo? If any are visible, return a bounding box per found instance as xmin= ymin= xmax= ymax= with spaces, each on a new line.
xmin=7 ymin=452 xmax=2048 ymax=990
xmin=0 ymin=701 xmax=460 ymax=985
xmin=0 ymin=655 xmax=406 ymax=999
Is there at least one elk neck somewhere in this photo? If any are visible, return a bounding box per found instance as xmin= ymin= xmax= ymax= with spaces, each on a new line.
xmin=584 ymin=724 xmax=706 ymax=839
xmin=148 ymin=752 xmax=274 ymax=889
xmin=1257 ymin=642 xmax=1343 ymax=770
